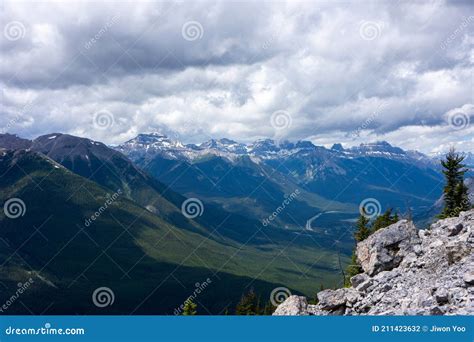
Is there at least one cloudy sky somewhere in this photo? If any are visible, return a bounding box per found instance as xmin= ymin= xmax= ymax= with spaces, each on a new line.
xmin=0 ymin=0 xmax=473 ymax=154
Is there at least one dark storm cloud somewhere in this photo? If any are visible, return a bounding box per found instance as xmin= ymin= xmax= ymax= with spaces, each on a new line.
xmin=1 ymin=1 xmax=281 ymax=89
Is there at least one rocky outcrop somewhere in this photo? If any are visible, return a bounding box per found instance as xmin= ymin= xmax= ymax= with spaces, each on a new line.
xmin=273 ymin=210 xmax=474 ymax=316
xmin=356 ymin=220 xmax=420 ymax=275
xmin=272 ymin=296 xmax=311 ymax=315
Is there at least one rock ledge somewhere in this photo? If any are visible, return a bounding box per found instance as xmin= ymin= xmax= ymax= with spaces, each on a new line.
xmin=273 ymin=210 xmax=474 ymax=316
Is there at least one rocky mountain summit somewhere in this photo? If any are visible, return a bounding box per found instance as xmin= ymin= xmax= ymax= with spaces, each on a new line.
xmin=117 ymin=133 xmax=434 ymax=164
xmin=274 ymin=210 xmax=474 ymax=315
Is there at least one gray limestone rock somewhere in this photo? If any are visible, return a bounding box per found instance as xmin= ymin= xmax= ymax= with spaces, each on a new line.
xmin=274 ymin=210 xmax=474 ymax=316
xmin=356 ymin=220 xmax=419 ymax=276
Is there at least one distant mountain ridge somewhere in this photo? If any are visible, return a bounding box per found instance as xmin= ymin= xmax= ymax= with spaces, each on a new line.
xmin=1 ymin=132 xmax=455 ymax=167
xmin=116 ymin=133 xmax=438 ymax=166
xmin=116 ymin=133 xmax=446 ymax=225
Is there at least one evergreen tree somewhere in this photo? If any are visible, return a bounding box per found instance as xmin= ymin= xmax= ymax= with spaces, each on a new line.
xmin=345 ymin=214 xmax=370 ymax=285
xmin=354 ymin=215 xmax=371 ymax=241
xmin=371 ymin=208 xmax=399 ymax=232
xmin=235 ymin=288 xmax=258 ymax=315
xmin=182 ymin=299 xmax=197 ymax=315
xmin=454 ymin=181 xmax=470 ymax=212
xmin=345 ymin=250 xmax=363 ymax=285
xmin=440 ymin=148 xmax=470 ymax=217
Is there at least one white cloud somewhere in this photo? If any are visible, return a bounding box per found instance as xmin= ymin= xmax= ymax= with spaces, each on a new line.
xmin=0 ymin=0 xmax=472 ymax=153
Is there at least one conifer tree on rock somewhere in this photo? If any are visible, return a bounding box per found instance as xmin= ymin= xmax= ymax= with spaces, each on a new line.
xmin=371 ymin=208 xmax=399 ymax=232
xmin=440 ymin=148 xmax=470 ymax=218
xmin=354 ymin=214 xmax=371 ymax=241
xmin=346 ymin=214 xmax=371 ymax=284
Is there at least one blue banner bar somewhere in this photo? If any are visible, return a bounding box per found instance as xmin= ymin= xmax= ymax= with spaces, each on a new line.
xmin=0 ymin=316 xmax=472 ymax=342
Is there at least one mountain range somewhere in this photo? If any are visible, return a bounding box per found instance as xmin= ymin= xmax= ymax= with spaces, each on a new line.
xmin=117 ymin=133 xmax=453 ymax=226
xmin=0 ymin=132 xmax=470 ymax=314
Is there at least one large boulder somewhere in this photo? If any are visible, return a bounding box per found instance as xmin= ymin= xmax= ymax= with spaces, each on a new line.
xmin=356 ymin=220 xmax=419 ymax=276
xmin=317 ymin=289 xmax=347 ymax=310
xmin=272 ymin=296 xmax=309 ymax=316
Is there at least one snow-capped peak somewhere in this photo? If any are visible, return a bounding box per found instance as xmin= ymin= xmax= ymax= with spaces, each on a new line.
xmin=115 ymin=133 xmax=436 ymax=168
xmin=116 ymin=133 xmax=188 ymax=160
xmin=200 ymin=138 xmax=247 ymax=154
xmin=348 ymin=141 xmax=406 ymax=157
